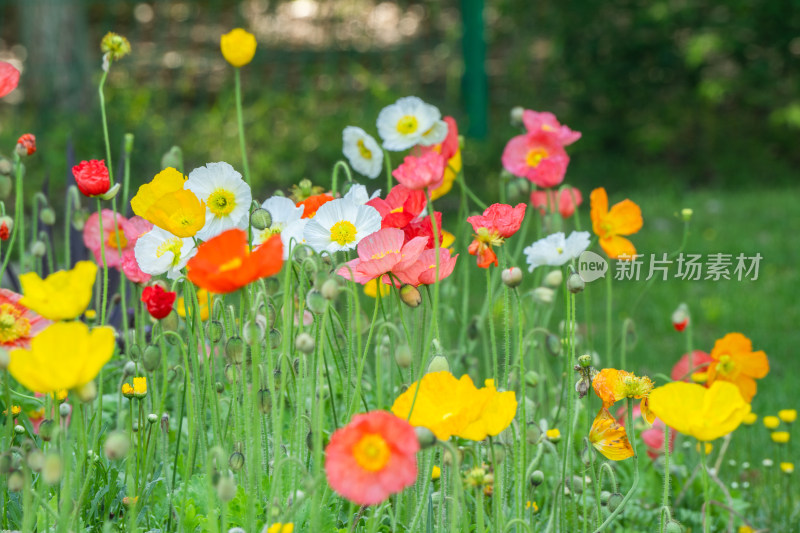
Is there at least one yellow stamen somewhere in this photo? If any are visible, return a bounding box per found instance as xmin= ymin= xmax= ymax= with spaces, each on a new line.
xmin=207 ymin=188 xmax=236 ymax=217
xmin=526 ymin=147 xmax=549 ymax=168
xmin=156 ymin=238 xmax=184 ymax=268
xmin=357 ymin=139 xmax=373 ymax=160
xmin=353 ymin=433 xmax=390 ymax=472
xmin=0 ymin=303 xmax=31 ymax=343
xmin=396 ymin=115 xmax=419 ymax=135
xmin=330 ymin=220 xmax=357 ymax=246
xmin=107 ymin=226 xmax=128 ymax=250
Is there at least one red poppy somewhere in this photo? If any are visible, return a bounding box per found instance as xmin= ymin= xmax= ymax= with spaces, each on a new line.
xmin=0 ymin=218 xmax=11 ymax=241
xmin=467 ymin=203 xmax=527 ymax=268
xmin=530 ymin=187 xmax=582 ymax=218
xmin=403 ymin=211 xmax=444 ymax=249
xmin=187 ymin=229 xmax=283 ymax=294
xmin=366 ymin=184 xmax=426 ymax=229
xmin=392 ymin=151 xmax=446 ymax=191
xmin=15 ymin=134 xmax=36 ymax=157
xmin=0 ymin=62 xmax=20 ymax=99
xmin=72 ymin=160 xmax=111 ymax=197
xmin=141 ymin=284 xmax=177 ymax=320
xmin=297 ymin=193 xmax=334 ymax=219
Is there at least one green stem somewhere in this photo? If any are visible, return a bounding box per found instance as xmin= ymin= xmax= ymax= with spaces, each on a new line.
xmin=234 ymin=68 xmax=251 ymax=187
xmin=700 ymin=446 xmax=711 ymax=533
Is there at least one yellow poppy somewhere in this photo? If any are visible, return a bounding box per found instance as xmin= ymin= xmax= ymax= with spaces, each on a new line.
xmin=590 ymin=187 xmax=643 ymax=259
xmin=220 ymin=28 xmax=257 ymax=67
xmin=780 ymin=462 xmax=794 ymax=474
xmin=742 ymin=412 xmax=758 ymax=425
xmin=133 ymin=376 xmax=147 ymax=398
xmin=7 ymin=321 xmax=115 ymax=393
xmin=431 ymin=465 xmax=441 ymax=480
xmin=546 ymin=428 xmax=561 ymax=442
xmin=458 ymin=379 xmax=518 ymax=441
xmin=592 ymin=368 xmax=655 ymax=424
xmin=589 ymin=407 xmax=634 ymax=461
xmin=266 ymin=524 xmax=294 ymax=533
xmin=763 ymin=416 xmax=780 ymax=429
xmin=121 ymin=383 xmax=134 ymax=398
xmin=176 ymin=288 xmax=212 ymax=321
xmin=771 ymin=431 xmax=790 ymax=444
xmin=131 ymin=168 xmax=205 ymax=238
xmin=19 ymin=261 xmax=97 ymax=320
xmin=706 ymin=332 xmax=768 ymax=403
xmin=363 ymin=278 xmax=390 ymax=299
xmin=648 ymin=381 xmax=750 ymax=442
xmin=778 ymin=409 xmax=797 ymax=424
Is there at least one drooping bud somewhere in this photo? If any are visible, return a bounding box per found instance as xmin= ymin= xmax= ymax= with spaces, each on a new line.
xmin=415 ymin=427 xmax=437 ymax=449
xmin=427 ymin=355 xmax=450 ymax=374
xmin=225 ymin=336 xmax=246 ymax=363
xmin=545 ymin=334 xmax=561 ymax=356
xmin=306 ymin=289 xmax=327 ymax=314
xmin=510 ymin=106 xmax=525 ymax=127
xmin=42 ymin=455 xmax=63 ymax=485
xmin=206 ymin=320 xmax=224 ymax=343
xmin=394 ymin=345 xmax=413 ymax=369
xmin=39 ymin=207 xmax=56 ymax=226
xmin=567 ymin=272 xmax=585 ymax=294
xmin=76 ymin=381 xmax=97 ymax=402
xmin=250 ymin=208 xmax=272 ymax=231
xmin=295 ymin=332 xmax=315 ymax=354
xmin=399 ymin=285 xmax=422 ymax=308
xmin=524 ymin=370 xmax=540 ymax=387
xmin=501 ymin=266 xmax=523 ymax=288
xmin=607 ymin=492 xmax=624 ymax=511
xmin=30 ymin=240 xmax=47 ymax=257
xmin=216 ymin=475 xmax=237 ymax=502
xmin=530 ymin=470 xmax=545 ymax=486
xmin=532 ymin=287 xmax=554 ymax=304
xmin=665 ymin=520 xmax=684 ymax=533
xmin=543 ymin=269 xmax=563 ymax=288
xmin=671 ymin=303 xmax=690 ymax=332
xmin=161 ymin=146 xmax=183 ymax=170
xmin=321 ymin=278 xmax=339 ymax=300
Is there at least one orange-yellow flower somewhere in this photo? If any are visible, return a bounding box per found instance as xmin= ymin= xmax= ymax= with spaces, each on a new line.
xmin=590 ymin=187 xmax=642 ymax=259
xmin=706 ymin=333 xmax=768 ymax=403
xmin=589 ymin=407 xmax=634 ymax=461
xmin=592 ymin=368 xmax=655 ymax=424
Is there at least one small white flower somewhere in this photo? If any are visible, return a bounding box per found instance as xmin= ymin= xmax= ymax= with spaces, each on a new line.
xmin=185 ymin=162 xmax=252 ymax=241
xmin=254 ymin=196 xmax=307 ymax=259
xmin=343 ymin=183 xmax=381 ymax=205
xmin=376 ymin=96 xmax=448 ymax=151
xmin=342 ymin=127 xmax=383 ymax=179
xmin=303 ymin=198 xmax=381 ymax=253
xmin=524 ymin=231 xmax=591 ymax=272
xmin=134 ymin=227 xmax=197 ymax=280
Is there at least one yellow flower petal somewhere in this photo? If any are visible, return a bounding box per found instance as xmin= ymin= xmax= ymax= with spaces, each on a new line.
xmin=19 ymin=261 xmax=97 ymax=320
xmin=220 ymin=28 xmax=257 ymax=67
xmin=589 ymin=407 xmax=634 ymax=461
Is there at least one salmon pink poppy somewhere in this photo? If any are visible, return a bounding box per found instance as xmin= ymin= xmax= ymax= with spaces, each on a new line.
xmin=521 ymin=110 xmax=581 ymax=146
xmin=502 ymin=132 xmax=569 ymax=188
xmin=671 ymin=350 xmax=713 ymax=383
xmin=186 ymin=229 xmax=283 ymax=294
xmin=467 ymin=203 xmax=526 ymax=268
xmin=0 ymin=289 xmax=51 ymax=349
xmin=83 ymin=210 xmax=152 ymax=269
xmin=530 ymin=187 xmax=583 ymax=218
xmin=366 ymin=184 xmax=426 ymax=230
xmin=394 ymin=247 xmax=458 ymax=286
xmin=415 ymin=116 xmax=462 ymax=200
xmin=337 ymin=228 xmax=427 ymax=285
xmin=121 ymin=252 xmax=151 ymax=284
xmin=325 ymin=410 xmax=419 ymax=506
xmin=392 ymin=151 xmax=446 ymax=191
xmin=0 ymin=62 xmax=20 ymax=99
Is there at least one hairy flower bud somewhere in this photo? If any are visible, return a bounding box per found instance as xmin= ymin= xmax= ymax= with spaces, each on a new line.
xmin=501 ymin=266 xmax=523 ymax=288
xmin=399 ymin=284 xmax=422 ymax=308
xmin=295 ymin=332 xmax=315 ymax=354
xmin=543 ymin=269 xmax=563 ymax=288
xmin=427 ymin=355 xmax=450 ymax=374
xmin=250 ymin=208 xmax=272 ymax=231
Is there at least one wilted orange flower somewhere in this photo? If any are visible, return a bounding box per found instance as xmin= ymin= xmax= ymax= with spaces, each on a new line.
xmin=589 ymin=407 xmax=634 ymax=461
xmin=590 ymin=187 xmax=642 ymax=259
xmin=592 ymin=368 xmax=655 ymax=424
xmin=706 ymin=333 xmax=768 ymax=403
xmin=186 ymin=229 xmax=283 ymax=294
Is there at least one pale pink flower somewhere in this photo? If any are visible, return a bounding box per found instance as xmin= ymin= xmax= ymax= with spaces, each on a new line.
xmin=392 ymin=151 xmax=446 ymax=191
xmin=121 ymin=252 xmax=151 ymax=284
xmin=394 ymin=248 xmax=458 ymax=286
xmin=83 ymin=210 xmax=152 ymax=269
xmin=337 ymin=228 xmax=428 ymax=285
xmin=502 ymin=132 xmax=569 ymax=188
xmin=522 ymin=110 xmax=581 ymax=146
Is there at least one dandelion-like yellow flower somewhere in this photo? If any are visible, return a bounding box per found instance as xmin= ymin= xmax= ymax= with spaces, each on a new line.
xmin=266 ymin=524 xmax=294 ymax=533
xmin=220 ymin=28 xmax=257 ymax=67
xmin=780 ymin=462 xmax=794 ymax=474
xmin=431 ymin=465 xmax=441 ymax=480
xmin=763 ymin=416 xmax=780 ymax=430
xmin=771 ymin=431 xmax=790 ymax=444
xmin=742 ymin=412 xmax=758 ymax=425
xmin=738 ymin=526 xmax=754 ymax=533
xmin=2 ymin=405 xmax=21 ymax=416
xmin=778 ymin=409 xmax=797 ymax=424
xmin=19 ymin=261 xmax=97 ymax=320
xmin=100 ymin=32 xmax=131 ymax=61
xmin=121 ymin=383 xmax=134 ymax=398
xmin=133 ymin=376 xmax=147 ymax=398
xmin=546 ymin=428 xmax=561 ymax=442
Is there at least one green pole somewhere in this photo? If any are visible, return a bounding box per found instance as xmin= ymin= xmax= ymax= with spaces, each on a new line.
xmin=461 ymin=0 xmax=488 ymax=138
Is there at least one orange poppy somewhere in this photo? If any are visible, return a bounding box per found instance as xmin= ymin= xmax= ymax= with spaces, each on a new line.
xmin=706 ymin=333 xmax=768 ymax=403
xmin=590 ymin=187 xmax=642 ymax=259
xmin=297 ymin=193 xmax=334 ymax=219
xmin=187 ymin=229 xmax=283 ymax=294
xmin=592 ymin=368 xmax=655 ymax=424
xmin=589 ymin=407 xmax=634 ymax=461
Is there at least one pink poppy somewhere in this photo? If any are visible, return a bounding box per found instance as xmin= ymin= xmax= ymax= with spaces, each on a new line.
xmin=0 ymin=289 xmax=51 ymax=349
xmin=415 ymin=116 xmax=460 ymax=161
xmin=522 ymin=110 xmax=581 ymax=146
xmin=616 ymin=403 xmax=675 ymax=460
xmin=121 ymin=252 xmax=151 ymax=284
xmin=467 ymin=203 xmax=527 ymax=268
xmin=366 ymin=184 xmax=427 ymax=230
xmin=337 ymin=228 xmax=428 ymax=285
xmin=403 ymin=212 xmax=445 ymax=250
xmin=670 ymin=350 xmax=713 ymax=383
xmin=0 ymin=62 xmax=20 ymax=99
xmin=325 ymin=410 xmax=419 ymax=506
xmin=83 ymin=210 xmax=152 ymax=269
xmin=530 ymin=187 xmax=583 ymax=218
xmin=394 ymin=248 xmax=458 ymax=286
xmin=392 ymin=151 xmax=446 ymax=191
xmin=502 ymin=131 xmax=569 ymax=188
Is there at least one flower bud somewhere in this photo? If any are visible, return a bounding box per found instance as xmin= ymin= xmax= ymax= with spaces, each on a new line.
xmin=15 ymin=133 xmax=36 ymax=157
xmin=147 ymin=413 xmax=158 ymax=424
xmin=225 ymin=336 xmax=246 ymax=363
xmin=215 ymin=381 xmax=225 ymax=393
xmin=0 ymin=216 xmax=12 ymax=242
xmin=269 ymin=328 xmax=282 ymax=349
xmin=526 ymin=423 xmax=542 ymax=444
xmin=250 ymin=208 xmax=272 ymax=231
xmin=59 ymin=403 xmax=72 ymax=418
xmin=577 ymin=354 xmax=592 ymax=368
xmin=99 ymin=182 xmax=121 ymax=201
xmin=243 ymin=318 xmax=265 ymax=346
xmin=394 ymin=345 xmax=412 ymax=369
xmin=229 ymin=451 xmax=245 ymax=471
xmin=510 ymin=106 xmax=525 ymax=126
xmin=680 ymin=208 xmax=693 ymax=222
xmin=0 ymin=348 xmax=9 ymax=369
xmin=543 ymin=269 xmax=563 ymax=288
xmin=501 ymin=266 xmax=523 ymax=288
xmin=216 ymin=475 xmax=237 ymax=502
xmin=258 ymin=389 xmax=272 ymax=414
xmin=427 ymin=355 xmax=450 ymax=374
xmin=532 ymin=287 xmax=554 ymax=304
xmin=567 ymin=272 xmax=585 ymax=294
xmin=161 ymin=146 xmax=183 ymax=170
xmin=399 ymin=284 xmax=422 ymax=308
xmin=206 ymin=320 xmax=224 ymax=343
xmin=524 ymin=370 xmax=540 ymax=387
xmin=295 ymin=332 xmax=315 ymax=354
xmin=671 ymin=303 xmax=689 ymax=332
xmin=39 ymin=207 xmax=56 ymax=226
xmin=104 ymin=431 xmax=130 ymax=460
xmin=39 ymin=419 xmax=56 ymax=441
xmin=142 ymin=344 xmax=161 ymax=372
xmin=607 ymin=492 xmax=623 ymax=511
xmin=124 ymin=133 xmax=135 ymax=154
xmin=415 ymin=427 xmax=437 ymax=449
xmin=530 ymin=470 xmax=545 ymax=486
xmin=31 ymin=240 xmax=47 ymax=257
xmin=305 ymin=289 xmax=327 ymax=314
xmin=7 ymin=471 xmax=24 ymax=492
xmin=321 ymin=278 xmax=339 ymax=300
xmin=27 ymin=450 xmax=44 ymax=472
xmin=665 ymin=520 xmax=684 ymax=533
xmin=545 ymin=334 xmax=561 ymax=356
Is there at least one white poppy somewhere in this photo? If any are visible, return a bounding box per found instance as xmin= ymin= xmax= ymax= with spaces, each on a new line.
xmin=303 ymin=198 xmax=381 ymax=253
xmin=254 ymin=196 xmax=307 ymax=259
xmin=524 ymin=231 xmax=591 ymax=272
xmin=185 ymin=162 xmax=252 ymax=241
xmin=134 ymin=227 xmax=197 ymax=280
xmin=376 ymin=96 xmax=448 ymax=151
xmin=343 ymin=183 xmax=381 ymax=205
xmin=342 ymin=126 xmax=383 ymax=179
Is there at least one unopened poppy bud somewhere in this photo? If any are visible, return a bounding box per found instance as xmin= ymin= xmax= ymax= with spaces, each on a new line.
xmin=306 ymin=289 xmax=327 ymax=314
xmin=530 ymin=470 xmax=545 ymax=486
xmin=216 ymin=475 xmax=237 ymax=502
xmin=321 ymin=278 xmax=339 ymax=300
xmin=146 ymin=413 xmax=158 ymax=425
xmin=600 ymin=490 xmax=611 ymax=504
xmin=0 ymin=176 xmax=10 ymax=200
xmin=543 ymin=269 xmax=563 ymax=288
xmin=532 ymin=287 xmax=554 ymax=304
xmin=269 ymin=328 xmax=282 ymax=349
xmin=258 ymin=389 xmax=272 ymax=414
xmin=415 ymin=427 xmax=437 ymax=449
xmin=524 ymin=370 xmax=540 ymax=387
xmin=31 ymin=240 xmax=47 ymax=257
xmin=526 ymin=423 xmax=542 ymax=444
xmin=27 ymin=450 xmax=44 ymax=472
xmin=104 ymin=431 xmax=130 ymax=460
xmin=395 ymin=345 xmax=413 ymax=369
xmin=665 ymin=520 xmax=684 ymax=533
xmin=225 ymin=336 xmax=246 ymax=363
xmin=427 ymin=355 xmax=450 ymax=374
xmin=243 ymin=318 xmax=265 ymax=346
xmin=681 ymin=208 xmax=693 ymax=222
xmin=295 ymin=332 xmax=315 ymax=354
xmin=7 ymin=471 xmax=23 ymax=492
xmin=0 ymin=216 xmax=12 ymax=242
xmin=399 ymin=284 xmax=422 ymax=308
xmin=545 ymin=334 xmax=561 ymax=356
xmin=58 ymin=403 xmax=71 ymax=419
xmin=72 ymin=209 xmax=88 ymax=231
xmin=123 ymin=361 xmax=137 ymax=376
xmin=567 ymin=272 xmax=585 ymax=294
xmin=39 ymin=207 xmax=56 ymax=226
xmin=142 ymin=345 xmax=161 ymax=372
xmin=607 ymin=492 xmax=623 ymax=511
xmin=99 ymin=182 xmax=121 ymax=201
xmin=501 ymin=266 xmax=523 ymax=288
xmin=229 ymin=451 xmax=245 ymax=471
xmin=39 ymin=420 xmax=56 ymax=441
xmin=671 ymin=303 xmax=689 ymax=332
xmin=250 ymin=208 xmax=272 ymax=231
xmin=510 ymin=106 xmax=525 ymax=126
xmin=161 ymin=146 xmax=183 ymax=170
xmin=13 ymin=424 xmax=24 ymax=435
xmin=15 ymin=133 xmax=36 ymax=157
xmin=215 ymin=381 xmax=224 ymax=394
xmin=124 ymin=133 xmax=134 ymax=154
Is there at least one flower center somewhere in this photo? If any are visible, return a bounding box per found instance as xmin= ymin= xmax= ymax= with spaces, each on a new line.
xmin=357 ymin=139 xmax=373 ymax=160
xmin=353 ymin=433 xmax=390 ymax=472
xmin=107 ymin=226 xmax=128 ymax=250
xmin=218 ymin=257 xmax=243 ymax=273
xmin=526 ymin=147 xmax=549 ymax=168
xmin=0 ymin=303 xmax=31 ymax=343
xmin=396 ymin=115 xmax=419 ymax=135
xmin=208 ymin=188 xmax=236 ymax=217
xmin=156 ymin=237 xmax=184 ymax=267
xmin=717 ymin=354 xmax=737 ymax=377
xmin=330 ymin=220 xmax=357 ymax=246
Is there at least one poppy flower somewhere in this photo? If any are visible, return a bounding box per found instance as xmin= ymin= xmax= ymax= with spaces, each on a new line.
xmin=392 ymin=151 xmax=446 ymax=192
xmin=131 ymin=167 xmax=206 ymax=238
xmin=185 ymin=162 xmax=252 ymax=241
xmin=304 ymin=198 xmax=382 ymax=254
xmin=590 ymin=187 xmax=643 ymax=259
xmin=121 ymin=253 xmax=151 ymax=284
xmin=671 ymin=303 xmax=690 ymax=331
xmin=592 ymin=368 xmax=655 ymax=424
xmin=377 ymin=96 xmax=447 ymax=151
xmin=325 ymin=410 xmax=419 ymax=506
xmin=220 ymin=28 xmax=257 ymax=67
xmin=73 ymin=160 xmax=111 ymax=197
xmin=342 ymin=126 xmax=384 ymax=179
xmin=297 ymin=193 xmax=334 ymax=219
xmin=186 ymin=229 xmax=283 ymax=294
xmin=177 ymin=288 xmax=213 ymax=322
xmin=523 ymin=231 xmax=590 ymax=272
xmin=648 ymin=381 xmax=751 ymax=442
xmin=530 ymin=187 xmax=582 ymax=218
xmin=415 ymin=116 xmax=461 ymax=200
xmin=336 ymin=228 xmax=428 ymax=285
xmin=141 ymin=285 xmax=177 ymax=320
xmin=501 ymin=131 xmax=569 ymax=188
xmin=15 ymin=134 xmax=36 ymax=157
xmin=19 ymin=261 xmax=97 ymax=321
xmin=706 ymin=332 xmax=769 ymax=403
xmin=0 ymin=62 xmax=20 ymax=98
xmin=670 ymin=350 xmax=713 ymax=383
xmin=403 ymin=211 xmax=444 ymax=250
xmin=83 ymin=210 xmax=152 ymax=269
xmin=0 ymin=289 xmax=51 ymax=349
xmin=467 ymin=203 xmax=527 ymax=268
xmin=393 ymin=247 xmax=458 ymax=286
xmin=366 ymin=184 xmax=427 ymax=230
xmin=521 ymin=110 xmax=581 ymax=146
xmin=7 ymin=321 xmax=115 ymax=394
xmin=589 ymin=407 xmax=634 ymax=461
